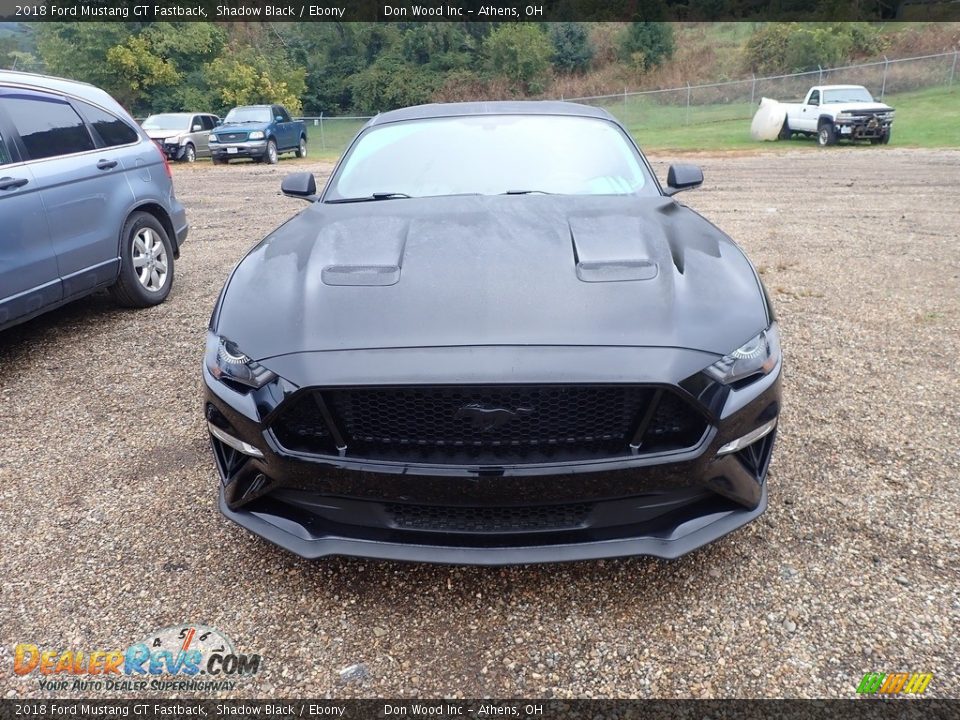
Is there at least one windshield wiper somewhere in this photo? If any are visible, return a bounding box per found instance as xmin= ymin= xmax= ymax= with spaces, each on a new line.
xmin=326 ymin=192 xmax=412 ymax=204
xmin=502 ymin=189 xmax=554 ymax=195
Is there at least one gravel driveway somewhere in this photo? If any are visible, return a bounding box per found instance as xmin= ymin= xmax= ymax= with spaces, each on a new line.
xmin=1 ymin=148 xmax=958 ymax=699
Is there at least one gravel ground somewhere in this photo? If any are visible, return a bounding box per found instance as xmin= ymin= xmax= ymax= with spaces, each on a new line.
xmin=1 ymin=148 xmax=958 ymax=700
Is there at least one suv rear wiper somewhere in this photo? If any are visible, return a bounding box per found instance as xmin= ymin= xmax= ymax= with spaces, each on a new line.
xmin=326 ymin=192 xmax=412 ymax=204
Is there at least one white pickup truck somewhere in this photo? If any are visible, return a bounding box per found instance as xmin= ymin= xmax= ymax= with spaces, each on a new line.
xmin=779 ymin=85 xmax=895 ymax=146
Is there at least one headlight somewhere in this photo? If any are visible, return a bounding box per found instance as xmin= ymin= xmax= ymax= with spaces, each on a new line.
xmin=704 ymin=323 xmax=780 ymax=385
xmin=166 ymin=135 xmax=181 ymax=144
xmin=836 ymin=112 xmax=852 ymax=120
xmin=206 ymin=334 xmax=276 ymax=389
xmin=209 ymin=134 xmax=218 ymax=142
xmin=248 ymin=131 xmax=265 ymax=140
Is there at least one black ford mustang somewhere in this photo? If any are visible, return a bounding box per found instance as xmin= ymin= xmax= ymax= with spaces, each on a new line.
xmin=203 ymin=101 xmax=782 ymax=564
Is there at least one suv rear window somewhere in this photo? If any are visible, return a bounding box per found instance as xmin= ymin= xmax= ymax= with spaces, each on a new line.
xmin=76 ymin=100 xmax=139 ymax=147
xmin=1 ymin=94 xmax=95 ymax=160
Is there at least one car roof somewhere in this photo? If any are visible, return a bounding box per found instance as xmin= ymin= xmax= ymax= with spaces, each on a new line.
xmin=0 ymin=69 xmax=136 ymax=121
xmin=367 ymin=101 xmax=618 ymax=127
xmin=817 ymin=85 xmax=869 ymax=90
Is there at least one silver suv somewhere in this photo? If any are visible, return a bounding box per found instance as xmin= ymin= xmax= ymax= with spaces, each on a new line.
xmin=0 ymin=71 xmax=188 ymax=332
xmin=142 ymin=112 xmax=220 ymax=163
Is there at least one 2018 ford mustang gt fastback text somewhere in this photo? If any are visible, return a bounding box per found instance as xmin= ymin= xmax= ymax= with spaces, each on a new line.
xmin=202 ymin=101 xmax=782 ymax=564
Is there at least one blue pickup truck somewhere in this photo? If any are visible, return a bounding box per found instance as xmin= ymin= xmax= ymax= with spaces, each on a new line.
xmin=209 ymin=104 xmax=307 ymax=164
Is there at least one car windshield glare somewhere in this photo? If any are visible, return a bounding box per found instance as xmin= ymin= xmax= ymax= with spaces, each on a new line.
xmin=327 ymin=115 xmax=656 ymax=200
xmin=824 ymin=88 xmax=874 ymax=103
xmin=224 ymin=107 xmax=272 ymax=123
xmin=143 ymin=114 xmax=191 ymax=130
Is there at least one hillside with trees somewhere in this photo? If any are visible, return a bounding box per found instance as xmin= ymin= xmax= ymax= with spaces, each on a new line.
xmin=0 ymin=21 xmax=957 ymax=116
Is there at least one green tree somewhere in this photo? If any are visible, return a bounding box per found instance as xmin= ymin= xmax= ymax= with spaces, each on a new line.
xmin=348 ymin=54 xmax=439 ymax=113
xmin=204 ymin=53 xmax=307 ymax=114
xmin=550 ymin=23 xmax=594 ymax=74
xmin=620 ymin=22 xmax=674 ymax=71
xmin=35 ymin=23 xmax=134 ymax=93
xmin=484 ymin=24 xmax=552 ymax=94
xmin=106 ymin=35 xmax=181 ymax=109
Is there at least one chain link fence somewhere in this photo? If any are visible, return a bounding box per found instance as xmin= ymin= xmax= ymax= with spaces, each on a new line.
xmin=296 ymin=114 xmax=372 ymax=157
xmin=565 ymin=51 xmax=959 ymax=134
xmin=295 ymin=51 xmax=958 ymax=157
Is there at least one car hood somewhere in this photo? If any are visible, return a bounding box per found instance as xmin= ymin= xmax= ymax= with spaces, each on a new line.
xmin=215 ymin=195 xmax=769 ymax=360
xmin=215 ymin=122 xmax=269 ymax=134
xmin=144 ymin=128 xmax=185 ymax=140
xmin=828 ymin=101 xmax=894 ymax=113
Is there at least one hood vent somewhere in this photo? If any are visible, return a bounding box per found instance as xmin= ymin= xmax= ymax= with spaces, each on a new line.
xmin=569 ymin=215 xmax=658 ymax=283
xmin=319 ymin=217 xmax=408 ymax=287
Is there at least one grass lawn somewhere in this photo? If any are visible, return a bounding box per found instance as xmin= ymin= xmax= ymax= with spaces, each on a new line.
xmin=302 ymin=85 xmax=959 ymax=162
xmin=615 ymin=85 xmax=960 ymax=152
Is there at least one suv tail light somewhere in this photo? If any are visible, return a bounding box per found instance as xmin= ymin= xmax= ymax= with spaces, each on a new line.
xmin=154 ymin=142 xmax=172 ymax=179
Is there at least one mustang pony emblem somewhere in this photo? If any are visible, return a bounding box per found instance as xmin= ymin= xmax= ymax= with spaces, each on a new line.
xmin=456 ymin=403 xmax=534 ymax=432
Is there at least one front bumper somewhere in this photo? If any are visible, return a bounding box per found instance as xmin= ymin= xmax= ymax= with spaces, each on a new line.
xmin=210 ymin=140 xmax=267 ymax=159
xmin=202 ymin=347 xmax=782 ymax=564
xmin=836 ymin=119 xmax=892 ymax=139
xmin=162 ymin=143 xmax=187 ymax=161
xmin=217 ymin=482 xmax=769 ymax=564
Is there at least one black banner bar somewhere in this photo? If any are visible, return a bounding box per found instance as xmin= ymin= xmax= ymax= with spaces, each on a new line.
xmin=1 ymin=0 xmax=958 ymax=23
xmin=2 ymin=700 xmax=960 ymax=720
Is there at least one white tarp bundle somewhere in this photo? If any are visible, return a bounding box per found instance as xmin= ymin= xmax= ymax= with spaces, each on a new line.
xmin=751 ymin=98 xmax=787 ymax=141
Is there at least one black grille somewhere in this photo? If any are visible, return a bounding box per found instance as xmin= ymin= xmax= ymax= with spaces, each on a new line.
xmin=385 ymin=502 xmax=593 ymax=533
xmin=219 ymin=132 xmax=247 ymax=142
xmin=271 ymin=385 xmax=707 ymax=463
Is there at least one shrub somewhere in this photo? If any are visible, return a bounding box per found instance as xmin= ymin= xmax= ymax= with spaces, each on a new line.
xmin=550 ymin=23 xmax=594 ymax=75
xmin=619 ymin=22 xmax=675 ymax=71
xmin=484 ymin=24 xmax=552 ymax=94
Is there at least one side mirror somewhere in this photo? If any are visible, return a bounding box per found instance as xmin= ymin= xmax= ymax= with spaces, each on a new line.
xmin=215 ymin=119 xmax=222 ymax=126
xmin=665 ymin=164 xmax=703 ymax=196
xmin=275 ymin=116 xmax=284 ymax=123
xmin=192 ymin=125 xmax=202 ymax=132
xmin=281 ymin=172 xmax=318 ymax=202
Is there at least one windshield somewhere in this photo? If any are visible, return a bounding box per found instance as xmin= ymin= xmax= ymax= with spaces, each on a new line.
xmin=224 ymin=107 xmax=272 ymax=124
xmin=824 ymin=88 xmax=874 ymax=103
xmin=142 ymin=114 xmax=191 ymax=130
xmin=326 ymin=115 xmax=657 ymax=200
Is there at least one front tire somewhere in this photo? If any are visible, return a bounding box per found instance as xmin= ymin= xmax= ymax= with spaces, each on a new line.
xmin=182 ymin=143 xmax=196 ymax=163
xmin=296 ymin=135 xmax=307 ymax=158
xmin=109 ymin=212 xmax=175 ymax=308
xmin=265 ymin=139 xmax=279 ymax=165
xmin=817 ymin=122 xmax=837 ymax=147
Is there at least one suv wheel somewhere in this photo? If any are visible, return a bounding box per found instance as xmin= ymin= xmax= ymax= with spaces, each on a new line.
xmin=109 ymin=212 xmax=175 ymax=308
xmin=296 ymin=136 xmax=307 ymax=158
xmin=182 ymin=143 xmax=196 ymax=163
